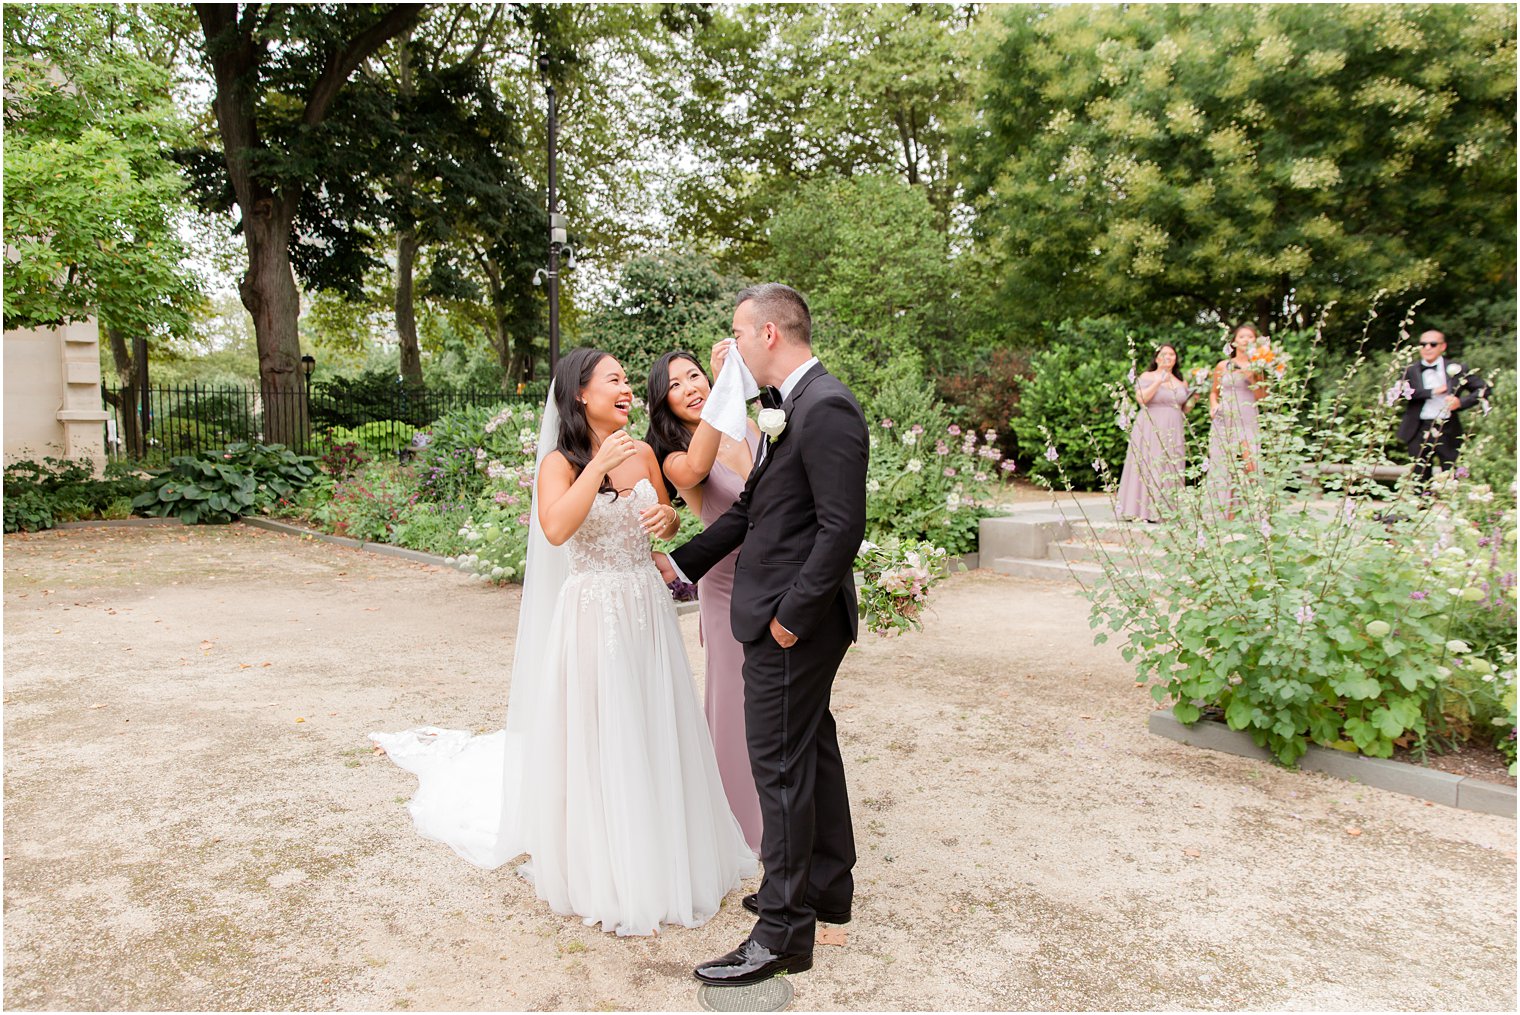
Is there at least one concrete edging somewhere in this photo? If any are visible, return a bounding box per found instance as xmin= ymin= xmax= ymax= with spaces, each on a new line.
xmin=1148 ymin=711 xmax=1516 ymax=817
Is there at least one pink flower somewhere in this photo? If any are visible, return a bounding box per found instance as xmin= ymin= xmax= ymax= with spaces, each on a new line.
xmin=1000 ymin=460 xmax=1016 ymax=473
xmin=1295 ymin=604 xmax=1315 ymax=625
xmin=880 ymin=418 xmax=895 ymax=429
xmin=947 ymin=424 xmax=961 ymax=436
xmin=934 ymin=441 xmax=949 ymax=456
xmin=517 ymin=513 xmax=531 ymax=526
xmin=944 ymin=467 xmax=957 ymax=477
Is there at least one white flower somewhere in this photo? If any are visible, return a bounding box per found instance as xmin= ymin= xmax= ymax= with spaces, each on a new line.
xmin=901 ymin=430 xmax=918 ymax=446
xmin=1447 ymin=362 xmax=1463 ymax=376
xmin=866 ymin=478 xmax=881 ymax=493
xmin=858 ymin=539 xmax=878 ymax=556
xmin=905 ymin=458 xmax=923 ymax=473
xmin=1446 ymin=639 xmax=1471 ymax=655
xmin=757 ymin=408 xmax=788 ymax=439
xmin=1365 ymin=620 xmax=1391 ymax=639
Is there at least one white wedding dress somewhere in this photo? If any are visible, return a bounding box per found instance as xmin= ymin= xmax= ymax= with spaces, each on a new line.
xmin=372 ymin=475 xmax=755 ymax=936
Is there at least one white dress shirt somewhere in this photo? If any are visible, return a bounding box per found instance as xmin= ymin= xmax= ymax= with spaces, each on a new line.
xmin=1419 ymin=357 xmax=1449 ymax=421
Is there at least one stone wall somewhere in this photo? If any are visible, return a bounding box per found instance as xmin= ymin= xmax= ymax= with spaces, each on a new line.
xmin=3 ymin=319 xmax=108 ymax=472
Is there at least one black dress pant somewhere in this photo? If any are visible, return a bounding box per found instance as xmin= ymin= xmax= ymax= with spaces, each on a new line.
xmin=742 ymin=603 xmax=856 ymax=955
xmin=1406 ymin=418 xmax=1461 ymax=486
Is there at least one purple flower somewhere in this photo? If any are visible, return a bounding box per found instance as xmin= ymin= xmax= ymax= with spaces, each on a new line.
xmin=1044 ymin=446 xmax=1059 ymax=463
xmin=1295 ymin=604 xmax=1315 ymax=625
xmin=1409 ymin=590 xmax=1428 ymax=601
xmin=1455 ymin=466 xmax=1470 ymax=479
xmin=1000 ymin=460 xmax=1017 ymax=473
xmin=667 ymin=579 xmax=699 ymax=603
xmin=1259 ymin=519 xmax=1272 ymax=539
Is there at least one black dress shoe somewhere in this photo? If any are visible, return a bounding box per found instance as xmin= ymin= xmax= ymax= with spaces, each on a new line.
xmin=694 ymin=939 xmax=813 ymax=986
xmin=741 ymin=892 xmax=852 ymax=925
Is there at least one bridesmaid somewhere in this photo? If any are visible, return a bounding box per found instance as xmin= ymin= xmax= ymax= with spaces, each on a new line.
xmin=644 ymin=345 xmax=763 ymax=852
xmin=1207 ymin=322 xmax=1267 ymax=519
xmin=1116 ymin=344 xmax=1190 ymax=522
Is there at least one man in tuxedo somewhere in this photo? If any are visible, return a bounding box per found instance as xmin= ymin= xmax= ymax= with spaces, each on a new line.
xmin=1396 ymin=330 xmax=1492 ymax=486
xmin=657 ymin=283 xmax=868 ymax=986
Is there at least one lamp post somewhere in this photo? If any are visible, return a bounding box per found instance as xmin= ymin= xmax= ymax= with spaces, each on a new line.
xmin=539 ymin=53 xmax=564 ymax=377
xmin=300 ymin=355 xmax=315 ymax=453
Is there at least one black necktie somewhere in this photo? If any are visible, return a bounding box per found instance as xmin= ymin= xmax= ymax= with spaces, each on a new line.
xmin=758 ymin=386 xmax=782 ymax=409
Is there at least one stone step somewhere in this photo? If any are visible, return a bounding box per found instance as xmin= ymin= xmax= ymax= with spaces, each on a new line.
xmin=1049 ymin=539 xmax=1163 ymax=565
xmin=989 ymin=556 xmax=1103 ymax=583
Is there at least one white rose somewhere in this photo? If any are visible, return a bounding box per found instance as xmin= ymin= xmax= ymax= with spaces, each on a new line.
xmin=757 ymin=407 xmax=788 ymax=439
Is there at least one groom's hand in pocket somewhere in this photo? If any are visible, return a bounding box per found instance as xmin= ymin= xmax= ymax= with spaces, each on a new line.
xmin=769 ymin=617 xmax=798 ymax=649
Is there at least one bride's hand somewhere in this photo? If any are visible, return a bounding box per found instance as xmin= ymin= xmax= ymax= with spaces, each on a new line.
xmin=640 ymin=502 xmax=678 ymax=537
xmin=709 ymin=338 xmax=732 ymax=380
xmin=590 ymin=430 xmax=638 ymax=476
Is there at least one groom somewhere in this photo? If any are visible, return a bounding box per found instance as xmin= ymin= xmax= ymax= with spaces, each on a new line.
xmin=658 ymin=283 xmax=868 ymax=986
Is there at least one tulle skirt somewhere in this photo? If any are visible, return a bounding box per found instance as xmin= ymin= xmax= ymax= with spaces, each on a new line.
xmin=372 ymin=567 xmax=756 ymax=936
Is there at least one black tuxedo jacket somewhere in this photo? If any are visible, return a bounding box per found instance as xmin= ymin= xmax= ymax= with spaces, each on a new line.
xmin=672 ymin=363 xmax=868 ymax=644
xmin=1396 ymin=360 xmax=1491 ymax=445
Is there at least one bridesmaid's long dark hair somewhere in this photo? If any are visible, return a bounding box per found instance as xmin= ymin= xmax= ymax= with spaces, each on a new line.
xmin=644 ymin=350 xmax=707 ymax=504
xmin=1148 ymin=344 xmax=1185 ymax=382
xmin=552 ymin=347 xmax=616 ymax=497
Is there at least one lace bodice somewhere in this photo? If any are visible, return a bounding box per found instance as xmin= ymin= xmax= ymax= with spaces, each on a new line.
xmin=566 ymin=478 xmax=658 ymax=576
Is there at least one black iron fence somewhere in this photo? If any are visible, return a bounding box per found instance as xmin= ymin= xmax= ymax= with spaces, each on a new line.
xmin=100 ymin=382 xmax=527 ymax=464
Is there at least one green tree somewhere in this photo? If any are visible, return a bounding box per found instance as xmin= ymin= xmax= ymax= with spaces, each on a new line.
xmin=180 ymin=3 xmax=424 ymax=444
xmin=584 ymin=251 xmax=744 ymax=381
xmin=656 ymin=3 xmax=979 ymax=265
xmin=761 ymin=174 xmax=995 ymax=393
xmin=2 ymin=3 xmax=205 ymax=456
xmin=963 ymin=4 xmax=1517 ymax=339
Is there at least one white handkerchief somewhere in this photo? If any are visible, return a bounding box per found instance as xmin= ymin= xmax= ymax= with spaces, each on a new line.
xmin=699 ymin=339 xmax=760 ymax=442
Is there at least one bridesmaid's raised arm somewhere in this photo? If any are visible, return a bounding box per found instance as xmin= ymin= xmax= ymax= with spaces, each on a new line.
xmin=663 ymin=420 xmax=722 ymax=490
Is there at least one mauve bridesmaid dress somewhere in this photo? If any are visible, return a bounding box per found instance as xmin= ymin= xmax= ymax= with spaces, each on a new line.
xmin=1116 ymin=373 xmax=1190 ymax=522
xmin=1208 ymin=362 xmax=1262 ymax=514
xmin=696 ymin=428 xmax=764 ymax=852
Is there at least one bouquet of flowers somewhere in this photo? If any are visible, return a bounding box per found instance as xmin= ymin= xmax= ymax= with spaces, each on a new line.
xmin=855 ymin=538 xmax=962 ymax=637
xmin=1245 ymin=334 xmax=1290 ymax=380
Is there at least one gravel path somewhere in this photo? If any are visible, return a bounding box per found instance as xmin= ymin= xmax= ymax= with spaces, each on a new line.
xmin=4 ymin=525 xmax=1514 ymax=1011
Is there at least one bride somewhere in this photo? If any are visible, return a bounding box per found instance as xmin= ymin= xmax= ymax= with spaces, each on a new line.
xmin=372 ymin=347 xmax=756 ymax=936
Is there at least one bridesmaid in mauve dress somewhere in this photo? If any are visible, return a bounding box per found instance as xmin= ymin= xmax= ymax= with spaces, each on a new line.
xmin=1207 ymin=323 xmax=1266 ymax=518
xmin=1116 ymin=344 xmax=1190 ymax=522
xmin=644 ymin=347 xmax=764 ymax=852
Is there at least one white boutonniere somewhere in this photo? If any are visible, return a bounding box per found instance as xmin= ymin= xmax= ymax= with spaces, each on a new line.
xmin=1447 ymin=362 xmax=1464 ymax=376
xmin=757 ymin=407 xmax=788 ymax=440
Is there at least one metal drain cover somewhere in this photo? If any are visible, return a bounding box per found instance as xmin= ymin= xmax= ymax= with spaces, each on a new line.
xmin=697 ymin=977 xmax=794 ymax=1012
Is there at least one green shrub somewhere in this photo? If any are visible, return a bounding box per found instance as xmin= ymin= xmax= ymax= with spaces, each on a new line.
xmin=133 ymin=443 xmax=317 ymax=524
xmin=326 ymin=420 xmax=416 ymax=457
xmin=3 ymin=457 xmax=148 ymax=532
xmin=1070 ymin=318 xmax=1516 ymax=768
xmin=321 ymin=464 xmax=417 ymax=542
xmin=861 ymin=375 xmax=1007 ymax=556
xmin=390 ymin=503 xmax=471 ymax=557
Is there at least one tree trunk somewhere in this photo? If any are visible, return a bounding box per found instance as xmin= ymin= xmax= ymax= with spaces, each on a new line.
xmin=240 ymin=199 xmax=307 ymax=448
xmin=396 ymin=229 xmax=423 ymax=385
xmin=393 ymin=29 xmax=424 ymax=387
xmin=103 ymin=325 xmax=144 ymax=458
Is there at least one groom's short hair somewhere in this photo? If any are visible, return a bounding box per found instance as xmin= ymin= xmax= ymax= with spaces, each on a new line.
xmin=736 ymin=283 xmax=811 ymax=347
